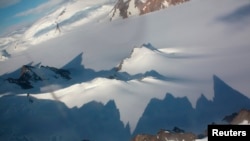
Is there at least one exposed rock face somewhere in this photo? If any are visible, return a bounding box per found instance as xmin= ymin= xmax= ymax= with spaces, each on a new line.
xmin=222 ymin=112 xmax=238 ymax=123
xmin=132 ymin=134 xmax=157 ymax=141
xmin=6 ymin=65 xmax=42 ymax=89
xmin=157 ymin=130 xmax=197 ymax=141
xmin=6 ymin=65 xmax=71 ymax=89
xmin=110 ymin=0 xmax=190 ymax=20
xmin=230 ymin=109 xmax=250 ymax=125
xmin=131 ymin=129 xmax=197 ymax=141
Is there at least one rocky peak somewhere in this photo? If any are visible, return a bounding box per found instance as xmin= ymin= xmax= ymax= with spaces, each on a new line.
xmin=230 ymin=109 xmax=250 ymax=125
xmin=6 ymin=64 xmax=71 ymax=89
xmin=131 ymin=128 xmax=197 ymax=141
xmin=110 ymin=0 xmax=190 ymax=20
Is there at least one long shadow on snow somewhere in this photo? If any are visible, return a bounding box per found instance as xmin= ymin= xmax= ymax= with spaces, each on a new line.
xmin=1 ymin=75 xmax=249 ymax=141
xmin=133 ymin=75 xmax=250 ymax=136
xmin=217 ymin=3 xmax=250 ymax=23
xmin=34 ymin=5 xmax=102 ymax=38
xmin=0 ymin=95 xmax=130 ymax=141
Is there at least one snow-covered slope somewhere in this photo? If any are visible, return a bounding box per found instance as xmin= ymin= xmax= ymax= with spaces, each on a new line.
xmin=0 ymin=0 xmax=116 ymax=55
xmin=1 ymin=0 xmax=250 ymax=140
xmin=23 ymin=0 xmax=115 ymax=45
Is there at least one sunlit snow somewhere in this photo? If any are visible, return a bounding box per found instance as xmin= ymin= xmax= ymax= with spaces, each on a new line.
xmin=0 ymin=0 xmax=250 ymax=137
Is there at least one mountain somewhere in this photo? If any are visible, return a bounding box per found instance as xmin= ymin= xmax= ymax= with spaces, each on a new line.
xmin=1 ymin=0 xmax=250 ymax=141
xmin=0 ymin=0 xmax=115 ymax=49
xmin=110 ymin=0 xmax=190 ymax=20
xmin=5 ymin=64 xmax=71 ymax=89
xmin=132 ymin=129 xmax=197 ymax=141
xmin=223 ymin=109 xmax=250 ymax=125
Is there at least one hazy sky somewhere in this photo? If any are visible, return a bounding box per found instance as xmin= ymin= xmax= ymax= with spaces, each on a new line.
xmin=0 ymin=0 xmax=67 ymax=36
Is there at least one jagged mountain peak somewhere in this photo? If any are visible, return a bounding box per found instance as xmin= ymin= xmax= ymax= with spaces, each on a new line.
xmin=115 ymin=43 xmax=162 ymax=72
xmin=4 ymin=64 xmax=71 ymax=90
xmin=110 ymin=0 xmax=190 ymax=20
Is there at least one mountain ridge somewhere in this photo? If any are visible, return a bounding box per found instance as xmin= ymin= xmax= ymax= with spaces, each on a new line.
xmin=110 ymin=0 xmax=190 ymax=20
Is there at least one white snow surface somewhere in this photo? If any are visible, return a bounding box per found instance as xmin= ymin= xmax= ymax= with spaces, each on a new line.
xmin=127 ymin=0 xmax=140 ymax=16
xmin=239 ymin=120 xmax=250 ymax=125
xmin=195 ymin=137 xmax=208 ymax=141
xmin=23 ymin=0 xmax=115 ymax=45
xmin=1 ymin=0 xmax=250 ymax=133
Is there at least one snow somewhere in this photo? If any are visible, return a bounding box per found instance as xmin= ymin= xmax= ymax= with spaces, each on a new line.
xmin=31 ymin=76 xmax=171 ymax=132
xmin=127 ymin=0 xmax=140 ymax=16
xmin=195 ymin=137 xmax=208 ymax=141
xmin=140 ymin=0 xmax=147 ymax=3
xmin=22 ymin=0 xmax=115 ymax=45
xmin=162 ymin=0 xmax=169 ymax=7
xmin=0 ymin=0 xmax=250 ymax=138
xmin=239 ymin=120 xmax=250 ymax=125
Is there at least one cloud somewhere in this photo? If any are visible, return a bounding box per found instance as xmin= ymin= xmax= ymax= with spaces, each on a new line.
xmin=15 ymin=0 xmax=67 ymax=17
xmin=0 ymin=0 xmax=21 ymax=8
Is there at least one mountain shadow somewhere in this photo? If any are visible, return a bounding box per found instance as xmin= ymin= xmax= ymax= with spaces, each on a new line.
xmin=1 ymin=73 xmax=250 ymax=141
xmin=218 ymin=3 xmax=250 ymax=23
xmin=0 ymin=95 xmax=130 ymax=141
xmin=133 ymin=93 xmax=196 ymax=136
xmin=71 ymin=100 xmax=131 ymax=141
xmin=133 ymin=75 xmax=250 ymax=136
xmin=195 ymin=75 xmax=250 ymax=131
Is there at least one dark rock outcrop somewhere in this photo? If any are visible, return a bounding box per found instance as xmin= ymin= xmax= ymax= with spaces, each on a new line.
xmin=6 ymin=64 xmax=71 ymax=89
xmin=131 ymin=129 xmax=197 ymax=141
xmin=230 ymin=109 xmax=250 ymax=125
